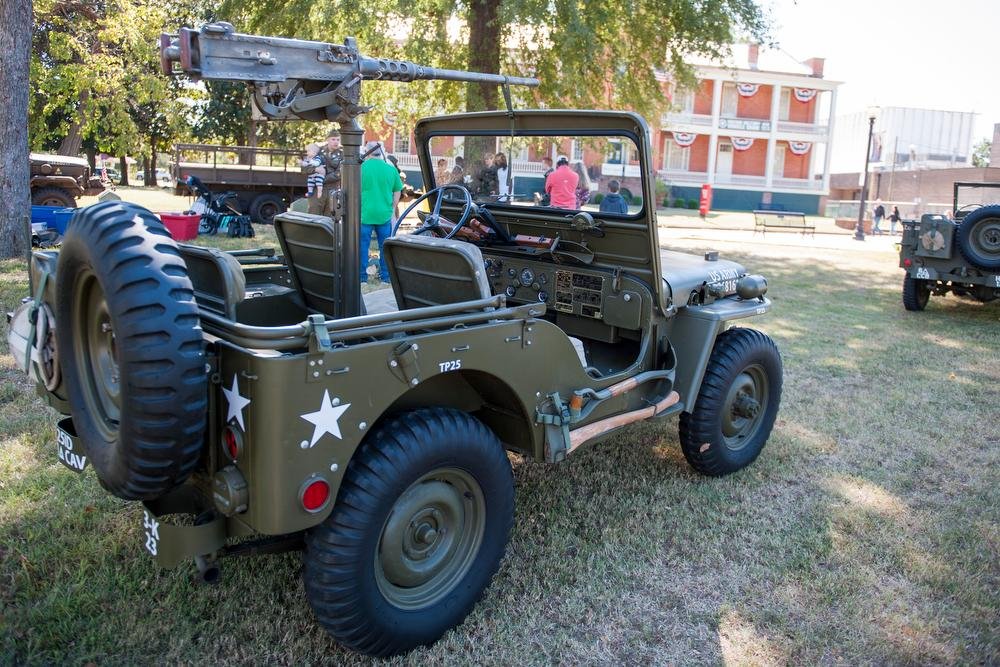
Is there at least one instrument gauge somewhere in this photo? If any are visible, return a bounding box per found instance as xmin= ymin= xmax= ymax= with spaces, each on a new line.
xmin=505 ymin=285 xmax=517 ymax=298
xmin=520 ymin=268 xmax=534 ymax=285
xmin=539 ymin=273 xmax=548 ymax=285
xmin=537 ymin=290 xmax=548 ymax=303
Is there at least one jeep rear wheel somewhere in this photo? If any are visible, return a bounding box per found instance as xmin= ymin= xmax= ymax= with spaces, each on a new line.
xmin=56 ymin=202 xmax=207 ymax=500
xmin=303 ymin=408 xmax=513 ymax=657
xmin=902 ymin=274 xmax=930 ymax=311
xmin=678 ymin=328 xmax=782 ymax=476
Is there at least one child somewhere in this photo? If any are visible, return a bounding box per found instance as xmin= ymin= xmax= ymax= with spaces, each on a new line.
xmin=301 ymin=143 xmax=326 ymax=198
xmin=599 ymin=179 xmax=629 ymax=214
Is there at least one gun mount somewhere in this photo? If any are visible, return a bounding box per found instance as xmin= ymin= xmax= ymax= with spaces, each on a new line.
xmin=160 ymin=22 xmax=538 ymax=317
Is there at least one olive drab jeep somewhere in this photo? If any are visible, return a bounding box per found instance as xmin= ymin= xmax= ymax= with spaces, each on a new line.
xmin=6 ymin=24 xmax=782 ymax=658
xmin=899 ymin=181 xmax=1000 ymax=310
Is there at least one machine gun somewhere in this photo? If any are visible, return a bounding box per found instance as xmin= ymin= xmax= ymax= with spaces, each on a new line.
xmin=159 ymin=23 xmax=539 ymax=317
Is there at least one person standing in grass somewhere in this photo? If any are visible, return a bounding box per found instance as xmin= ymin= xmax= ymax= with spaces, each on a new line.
xmin=360 ymin=141 xmax=402 ymax=284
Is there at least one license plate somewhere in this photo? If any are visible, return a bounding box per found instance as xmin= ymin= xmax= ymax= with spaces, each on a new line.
xmin=56 ymin=420 xmax=88 ymax=473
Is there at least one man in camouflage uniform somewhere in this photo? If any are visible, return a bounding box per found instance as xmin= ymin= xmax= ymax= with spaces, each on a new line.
xmin=308 ymin=129 xmax=344 ymax=216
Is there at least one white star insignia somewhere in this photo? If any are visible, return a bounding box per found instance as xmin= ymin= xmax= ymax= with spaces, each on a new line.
xmin=301 ymin=390 xmax=351 ymax=447
xmin=222 ymin=374 xmax=251 ymax=430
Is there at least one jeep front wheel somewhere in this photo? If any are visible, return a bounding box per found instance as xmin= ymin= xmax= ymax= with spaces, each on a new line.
xmin=678 ymin=328 xmax=782 ymax=476
xmin=303 ymin=408 xmax=514 ymax=657
xmin=32 ymin=186 xmax=76 ymax=208
xmin=902 ymin=274 xmax=930 ymax=311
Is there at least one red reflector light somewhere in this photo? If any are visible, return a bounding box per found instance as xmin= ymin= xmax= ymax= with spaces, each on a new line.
xmin=223 ymin=427 xmax=241 ymax=461
xmin=903 ymin=258 xmax=912 ymax=267
xmin=301 ymin=479 xmax=330 ymax=512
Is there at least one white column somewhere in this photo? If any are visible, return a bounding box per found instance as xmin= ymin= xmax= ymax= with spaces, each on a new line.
xmin=821 ymin=88 xmax=838 ymax=193
xmin=706 ymin=78 xmax=722 ymax=185
xmin=765 ymin=84 xmax=782 ymax=187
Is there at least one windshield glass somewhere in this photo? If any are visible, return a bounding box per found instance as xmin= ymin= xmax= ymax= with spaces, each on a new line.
xmin=426 ymin=133 xmax=643 ymax=216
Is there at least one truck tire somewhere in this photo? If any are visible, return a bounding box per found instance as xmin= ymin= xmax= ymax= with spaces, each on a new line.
xmin=55 ymin=201 xmax=207 ymax=500
xmin=303 ymin=408 xmax=514 ymax=657
xmin=32 ymin=186 xmax=76 ymax=208
xmin=678 ymin=328 xmax=782 ymax=476
xmin=956 ymin=204 xmax=1000 ymax=271
xmin=902 ymin=274 xmax=930 ymax=311
xmin=248 ymin=193 xmax=285 ymax=225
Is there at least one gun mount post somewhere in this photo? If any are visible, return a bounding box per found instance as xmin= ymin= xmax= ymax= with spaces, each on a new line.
xmin=160 ymin=22 xmax=539 ymax=317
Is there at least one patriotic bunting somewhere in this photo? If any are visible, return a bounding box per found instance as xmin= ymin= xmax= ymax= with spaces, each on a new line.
xmin=672 ymin=132 xmax=697 ymax=147
xmin=788 ymin=141 xmax=811 ymax=155
xmin=731 ymin=137 xmax=754 ymax=151
xmin=736 ymin=83 xmax=759 ymax=97
xmin=793 ymin=88 xmax=816 ymax=103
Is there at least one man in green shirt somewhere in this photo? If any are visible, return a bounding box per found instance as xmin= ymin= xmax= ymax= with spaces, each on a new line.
xmin=360 ymin=141 xmax=403 ymax=283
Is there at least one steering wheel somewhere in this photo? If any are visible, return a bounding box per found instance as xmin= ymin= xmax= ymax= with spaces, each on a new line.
xmin=391 ymin=184 xmax=475 ymax=239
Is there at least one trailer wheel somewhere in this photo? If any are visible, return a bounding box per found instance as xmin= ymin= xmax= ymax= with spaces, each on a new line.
xmin=303 ymin=408 xmax=513 ymax=657
xmin=32 ymin=186 xmax=76 ymax=208
xmin=956 ymin=204 xmax=1000 ymax=271
xmin=902 ymin=274 xmax=930 ymax=311
xmin=248 ymin=193 xmax=285 ymax=225
xmin=678 ymin=328 xmax=782 ymax=476
xmin=55 ymin=202 xmax=207 ymax=500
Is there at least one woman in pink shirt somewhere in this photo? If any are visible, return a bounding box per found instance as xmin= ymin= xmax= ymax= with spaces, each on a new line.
xmin=545 ymin=155 xmax=579 ymax=209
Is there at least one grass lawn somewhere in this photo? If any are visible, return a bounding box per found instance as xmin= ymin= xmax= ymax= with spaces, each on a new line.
xmin=1 ymin=224 xmax=997 ymax=665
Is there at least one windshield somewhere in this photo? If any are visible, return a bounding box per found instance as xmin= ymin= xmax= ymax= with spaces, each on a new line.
xmin=426 ymin=133 xmax=643 ymax=216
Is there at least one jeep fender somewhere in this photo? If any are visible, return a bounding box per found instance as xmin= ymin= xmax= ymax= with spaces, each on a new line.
xmin=667 ymin=297 xmax=771 ymax=412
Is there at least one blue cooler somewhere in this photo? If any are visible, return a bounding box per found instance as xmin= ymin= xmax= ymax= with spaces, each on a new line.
xmin=31 ymin=206 xmax=76 ymax=234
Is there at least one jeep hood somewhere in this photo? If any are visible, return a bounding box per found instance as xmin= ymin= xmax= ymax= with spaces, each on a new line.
xmin=661 ymin=249 xmax=746 ymax=306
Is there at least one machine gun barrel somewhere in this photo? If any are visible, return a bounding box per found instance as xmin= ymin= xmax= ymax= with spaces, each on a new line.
xmin=160 ymin=23 xmax=539 ymax=89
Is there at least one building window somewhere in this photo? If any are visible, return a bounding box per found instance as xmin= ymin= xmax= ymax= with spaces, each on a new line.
xmin=779 ymin=89 xmax=790 ymax=121
xmin=676 ymin=89 xmax=695 ymax=114
xmin=571 ymin=139 xmax=585 ymax=162
xmin=393 ymin=130 xmax=411 ymax=154
xmin=663 ymin=137 xmax=689 ymax=171
xmin=721 ymin=83 xmax=738 ymax=117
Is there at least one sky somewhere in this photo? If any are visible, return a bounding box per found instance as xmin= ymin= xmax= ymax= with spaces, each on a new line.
xmin=763 ymin=0 xmax=999 ymax=142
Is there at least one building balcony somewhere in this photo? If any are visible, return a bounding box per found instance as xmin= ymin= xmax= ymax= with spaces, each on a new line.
xmin=661 ymin=113 xmax=830 ymax=141
xmin=662 ymin=112 xmax=714 ymax=127
xmin=657 ymin=169 xmax=821 ymax=192
xmin=776 ymin=120 xmax=829 ymax=136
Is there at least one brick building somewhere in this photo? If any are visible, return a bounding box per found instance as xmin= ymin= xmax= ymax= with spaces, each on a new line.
xmin=656 ymin=45 xmax=840 ymax=214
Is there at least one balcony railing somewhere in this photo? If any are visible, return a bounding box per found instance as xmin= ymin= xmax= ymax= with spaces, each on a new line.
xmin=662 ymin=114 xmax=829 ymax=138
xmin=776 ymin=121 xmax=829 ymax=135
xmin=657 ymin=169 xmax=821 ymax=192
xmin=662 ymin=112 xmax=714 ymax=127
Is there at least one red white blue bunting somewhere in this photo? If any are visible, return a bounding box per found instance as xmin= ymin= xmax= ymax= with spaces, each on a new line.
xmin=736 ymin=83 xmax=759 ymax=97
xmin=731 ymin=137 xmax=754 ymax=151
xmin=793 ymin=88 xmax=816 ymax=103
xmin=788 ymin=141 xmax=811 ymax=156
xmin=672 ymin=132 xmax=697 ymax=147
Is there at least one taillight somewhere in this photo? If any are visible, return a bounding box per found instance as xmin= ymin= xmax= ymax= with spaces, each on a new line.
xmin=903 ymin=258 xmax=912 ymax=267
xmin=300 ymin=477 xmax=331 ymax=513
xmin=222 ymin=426 xmax=243 ymax=461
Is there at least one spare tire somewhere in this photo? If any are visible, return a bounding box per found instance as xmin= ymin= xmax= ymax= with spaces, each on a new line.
xmin=956 ymin=204 xmax=1000 ymax=271
xmin=56 ymin=202 xmax=207 ymax=500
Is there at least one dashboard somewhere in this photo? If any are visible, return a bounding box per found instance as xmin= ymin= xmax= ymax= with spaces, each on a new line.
xmin=483 ymin=254 xmax=608 ymax=320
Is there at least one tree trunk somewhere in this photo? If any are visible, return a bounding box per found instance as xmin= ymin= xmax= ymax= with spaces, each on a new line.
xmin=119 ymin=155 xmax=129 ymax=187
xmin=466 ymin=0 xmax=501 ymax=112
xmin=146 ymin=143 xmax=157 ymax=186
xmin=0 ymin=0 xmax=32 ymax=259
xmin=58 ymin=90 xmax=89 ymax=156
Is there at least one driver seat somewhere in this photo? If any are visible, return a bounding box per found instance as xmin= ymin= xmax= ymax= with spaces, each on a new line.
xmin=382 ymin=235 xmax=492 ymax=310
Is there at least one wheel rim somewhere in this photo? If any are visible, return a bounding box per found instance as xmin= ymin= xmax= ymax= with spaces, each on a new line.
xmin=258 ymin=202 xmax=279 ymax=223
xmin=39 ymin=195 xmax=69 ymax=206
xmin=720 ymin=364 xmax=769 ymax=450
xmin=375 ymin=467 xmax=485 ymax=610
xmin=969 ymin=217 xmax=1000 ymax=258
xmin=73 ymin=271 xmax=121 ymax=441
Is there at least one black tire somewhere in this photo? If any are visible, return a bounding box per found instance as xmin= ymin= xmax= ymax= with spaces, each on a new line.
xmin=304 ymin=408 xmax=514 ymax=657
xmin=956 ymin=204 xmax=1000 ymax=271
xmin=248 ymin=193 xmax=285 ymax=225
xmin=902 ymin=274 xmax=930 ymax=311
xmin=55 ymin=202 xmax=207 ymax=500
xmin=678 ymin=328 xmax=782 ymax=476
xmin=32 ymin=186 xmax=76 ymax=208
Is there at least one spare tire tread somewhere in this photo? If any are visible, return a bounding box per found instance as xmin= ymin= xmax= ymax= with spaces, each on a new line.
xmin=56 ymin=201 xmax=207 ymax=500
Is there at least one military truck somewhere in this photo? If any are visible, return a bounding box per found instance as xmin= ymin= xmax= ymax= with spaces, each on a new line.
xmin=899 ymin=181 xmax=1000 ymax=310
xmin=7 ymin=24 xmax=782 ymax=657
xmin=30 ymin=152 xmax=104 ymax=207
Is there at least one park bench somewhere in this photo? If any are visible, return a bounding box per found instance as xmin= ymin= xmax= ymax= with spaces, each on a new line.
xmin=753 ymin=210 xmax=814 ymax=236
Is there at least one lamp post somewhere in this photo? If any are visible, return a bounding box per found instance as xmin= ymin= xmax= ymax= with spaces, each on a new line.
xmin=854 ymin=107 xmax=879 ymax=241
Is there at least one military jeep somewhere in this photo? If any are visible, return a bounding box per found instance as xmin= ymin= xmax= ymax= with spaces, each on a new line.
xmin=899 ymin=181 xmax=1000 ymax=310
xmin=7 ymin=25 xmax=782 ymax=657
xmin=30 ymin=152 xmax=104 ymax=207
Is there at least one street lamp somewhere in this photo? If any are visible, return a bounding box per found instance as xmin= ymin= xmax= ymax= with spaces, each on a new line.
xmin=854 ymin=106 xmax=880 ymax=241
